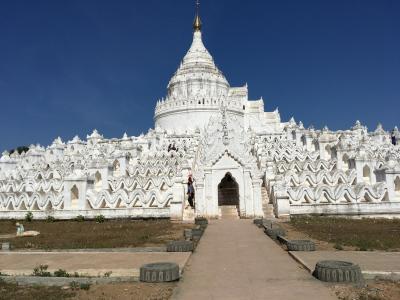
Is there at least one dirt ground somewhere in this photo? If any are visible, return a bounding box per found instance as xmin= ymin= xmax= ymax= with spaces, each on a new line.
xmin=74 ymin=282 xmax=176 ymax=300
xmin=332 ymin=279 xmax=400 ymax=300
xmin=2 ymin=278 xmax=400 ymax=300
xmin=0 ymin=279 xmax=176 ymax=300
xmin=281 ymin=216 xmax=400 ymax=251
xmin=0 ymin=219 xmax=193 ymax=250
xmin=0 ymin=279 xmax=74 ymax=300
xmin=279 ymin=221 xmax=354 ymax=251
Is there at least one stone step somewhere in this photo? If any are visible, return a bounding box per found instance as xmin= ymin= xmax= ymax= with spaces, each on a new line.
xmin=220 ymin=214 xmax=239 ymax=220
xmin=183 ymin=206 xmax=195 ymax=221
xmin=263 ymin=205 xmax=274 ymax=217
xmin=261 ymin=187 xmax=275 ymax=218
xmin=219 ymin=205 xmax=239 ymax=220
xmin=220 ymin=206 xmax=238 ymax=213
xmin=220 ymin=205 xmax=238 ymax=209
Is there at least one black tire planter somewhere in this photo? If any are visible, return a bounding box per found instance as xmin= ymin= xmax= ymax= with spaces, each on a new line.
xmin=140 ymin=262 xmax=180 ymax=282
xmin=199 ymin=224 xmax=208 ymax=230
xmin=253 ymin=218 xmax=263 ymax=227
xmin=1 ymin=242 xmax=10 ymax=251
xmin=191 ymin=228 xmax=203 ymax=237
xmin=192 ymin=235 xmax=201 ymax=242
xmin=313 ymin=260 xmax=363 ymax=283
xmin=195 ymin=217 xmax=208 ymax=226
xmin=166 ymin=240 xmax=194 ymax=252
xmin=184 ymin=229 xmax=193 ymax=240
xmin=287 ymin=240 xmax=316 ymax=251
xmin=262 ymin=220 xmax=273 ymax=229
xmin=264 ymin=227 xmax=286 ymax=240
xmin=190 ymin=228 xmax=203 ymax=243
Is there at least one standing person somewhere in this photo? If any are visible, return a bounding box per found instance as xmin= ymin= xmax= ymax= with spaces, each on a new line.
xmin=392 ymin=131 xmax=397 ymax=146
xmin=16 ymin=222 xmax=24 ymax=236
xmin=187 ymin=176 xmax=195 ymax=209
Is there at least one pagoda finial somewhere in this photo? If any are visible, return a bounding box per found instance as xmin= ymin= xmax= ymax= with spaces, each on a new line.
xmin=193 ymin=0 xmax=202 ymax=31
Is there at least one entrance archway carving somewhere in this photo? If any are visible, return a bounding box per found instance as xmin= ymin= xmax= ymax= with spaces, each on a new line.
xmin=218 ymin=172 xmax=239 ymax=206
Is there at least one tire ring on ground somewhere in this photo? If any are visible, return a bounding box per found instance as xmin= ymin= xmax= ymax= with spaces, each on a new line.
xmin=313 ymin=260 xmax=364 ymax=283
xmin=166 ymin=240 xmax=194 ymax=252
xmin=192 ymin=235 xmax=201 ymax=242
xmin=262 ymin=220 xmax=273 ymax=229
xmin=191 ymin=228 xmax=203 ymax=237
xmin=195 ymin=217 xmax=208 ymax=226
xmin=264 ymin=227 xmax=286 ymax=240
xmin=140 ymin=262 xmax=180 ymax=282
xmin=287 ymin=240 xmax=316 ymax=251
xmin=199 ymin=224 xmax=208 ymax=230
xmin=253 ymin=218 xmax=263 ymax=227
xmin=184 ymin=229 xmax=193 ymax=240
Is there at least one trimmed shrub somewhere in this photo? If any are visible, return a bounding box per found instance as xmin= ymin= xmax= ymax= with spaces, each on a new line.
xmin=25 ymin=212 xmax=33 ymax=222
xmin=46 ymin=216 xmax=55 ymax=223
xmin=53 ymin=269 xmax=70 ymax=277
xmin=95 ymin=215 xmax=105 ymax=223
xmin=75 ymin=215 xmax=85 ymax=222
xmin=80 ymin=283 xmax=91 ymax=290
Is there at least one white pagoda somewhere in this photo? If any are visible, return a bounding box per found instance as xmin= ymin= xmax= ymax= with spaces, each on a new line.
xmin=0 ymin=6 xmax=399 ymax=220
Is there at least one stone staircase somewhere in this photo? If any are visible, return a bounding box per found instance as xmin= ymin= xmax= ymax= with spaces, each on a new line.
xmin=262 ymin=187 xmax=275 ymax=218
xmin=219 ymin=205 xmax=239 ymax=220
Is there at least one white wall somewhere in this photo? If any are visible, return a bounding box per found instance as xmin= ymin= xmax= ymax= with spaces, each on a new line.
xmin=155 ymin=107 xmax=244 ymax=133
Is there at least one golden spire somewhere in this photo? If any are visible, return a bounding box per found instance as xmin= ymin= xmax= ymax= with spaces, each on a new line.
xmin=193 ymin=0 xmax=202 ymax=31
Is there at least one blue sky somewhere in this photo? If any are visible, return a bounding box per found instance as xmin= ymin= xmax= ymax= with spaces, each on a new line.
xmin=0 ymin=0 xmax=399 ymax=151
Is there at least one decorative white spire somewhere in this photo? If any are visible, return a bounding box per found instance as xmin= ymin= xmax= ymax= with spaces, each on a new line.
xmin=165 ymin=2 xmax=229 ymax=101
xmin=87 ymin=129 xmax=103 ymax=140
xmin=193 ymin=0 xmax=202 ymax=32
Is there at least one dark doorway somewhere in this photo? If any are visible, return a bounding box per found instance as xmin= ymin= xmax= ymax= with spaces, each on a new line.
xmin=218 ymin=173 xmax=239 ymax=206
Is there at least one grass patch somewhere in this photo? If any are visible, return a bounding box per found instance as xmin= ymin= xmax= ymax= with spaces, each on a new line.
xmin=290 ymin=216 xmax=400 ymax=251
xmin=0 ymin=219 xmax=192 ymax=250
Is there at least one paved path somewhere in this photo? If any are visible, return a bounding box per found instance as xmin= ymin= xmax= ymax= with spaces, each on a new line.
xmin=290 ymin=251 xmax=400 ymax=279
xmin=0 ymin=252 xmax=190 ymax=278
xmin=172 ymin=219 xmax=337 ymax=300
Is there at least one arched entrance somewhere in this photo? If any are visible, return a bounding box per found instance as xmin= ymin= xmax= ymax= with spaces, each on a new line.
xmin=218 ymin=173 xmax=239 ymax=206
xmin=71 ymin=185 xmax=79 ymax=209
xmin=94 ymin=171 xmax=102 ymax=191
xmin=395 ymin=176 xmax=400 ymax=198
xmin=363 ymin=165 xmax=371 ymax=184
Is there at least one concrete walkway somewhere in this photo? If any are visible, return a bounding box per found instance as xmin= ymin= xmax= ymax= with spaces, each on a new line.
xmin=290 ymin=251 xmax=400 ymax=279
xmin=173 ymin=219 xmax=337 ymax=300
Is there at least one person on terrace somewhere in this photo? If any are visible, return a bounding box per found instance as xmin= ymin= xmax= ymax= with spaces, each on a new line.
xmin=187 ymin=176 xmax=195 ymax=209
